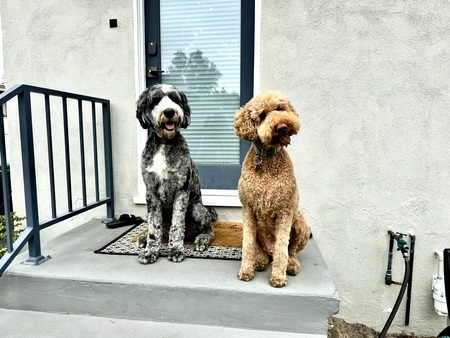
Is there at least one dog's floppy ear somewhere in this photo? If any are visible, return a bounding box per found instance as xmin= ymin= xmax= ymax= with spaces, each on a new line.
xmin=179 ymin=91 xmax=191 ymax=128
xmin=288 ymin=100 xmax=299 ymax=117
xmin=233 ymin=100 xmax=260 ymax=142
xmin=136 ymin=88 xmax=154 ymax=129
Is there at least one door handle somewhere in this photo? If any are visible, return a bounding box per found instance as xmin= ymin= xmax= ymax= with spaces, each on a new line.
xmin=147 ymin=67 xmax=165 ymax=78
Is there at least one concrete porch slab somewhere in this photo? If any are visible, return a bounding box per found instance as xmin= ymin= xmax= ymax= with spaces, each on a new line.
xmin=0 ymin=309 xmax=327 ymax=338
xmin=0 ymin=218 xmax=339 ymax=336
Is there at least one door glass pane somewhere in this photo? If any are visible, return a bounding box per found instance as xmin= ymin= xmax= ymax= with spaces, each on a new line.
xmin=160 ymin=0 xmax=240 ymax=164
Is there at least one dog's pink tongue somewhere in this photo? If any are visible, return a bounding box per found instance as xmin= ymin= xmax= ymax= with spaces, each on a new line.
xmin=165 ymin=122 xmax=175 ymax=131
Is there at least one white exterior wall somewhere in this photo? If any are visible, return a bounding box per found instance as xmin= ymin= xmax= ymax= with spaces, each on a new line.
xmin=0 ymin=14 xmax=4 ymax=83
xmin=1 ymin=0 xmax=449 ymax=335
xmin=260 ymin=0 xmax=450 ymax=335
xmin=1 ymin=0 xmax=145 ymax=238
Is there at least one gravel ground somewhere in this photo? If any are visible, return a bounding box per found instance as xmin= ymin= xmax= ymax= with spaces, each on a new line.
xmin=328 ymin=317 xmax=437 ymax=338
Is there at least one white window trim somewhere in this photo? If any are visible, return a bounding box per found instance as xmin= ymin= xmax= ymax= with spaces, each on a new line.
xmin=133 ymin=0 xmax=261 ymax=207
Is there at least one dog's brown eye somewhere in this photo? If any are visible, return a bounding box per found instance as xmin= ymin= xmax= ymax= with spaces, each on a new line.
xmin=275 ymin=106 xmax=283 ymax=111
xmin=260 ymin=112 xmax=267 ymax=120
xmin=152 ymin=97 xmax=162 ymax=106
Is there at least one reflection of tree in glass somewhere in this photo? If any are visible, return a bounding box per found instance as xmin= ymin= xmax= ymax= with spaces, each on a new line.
xmin=164 ymin=50 xmax=240 ymax=163
xmin=165 ymin=49 xmax=222 ymax=94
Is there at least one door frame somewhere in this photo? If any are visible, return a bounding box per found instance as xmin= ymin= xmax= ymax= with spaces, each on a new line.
xmin=132 ymin=0 xmax=261 ymax=206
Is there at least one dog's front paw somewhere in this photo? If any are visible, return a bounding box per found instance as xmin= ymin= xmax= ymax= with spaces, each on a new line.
xmin=168 ymin=247 xmax=185 ymax=263
xmin=287 ymin=257 xmax=300 ymax=276
xmin=269 ymin=274 xmax=287 ymax=288
xmin=194 ymin=233 xmax=212 ymax=252
xmin=238 ymin=268 xmax=254 ymax=282
xmin=138 ymin=248 xmax=159 ymax=264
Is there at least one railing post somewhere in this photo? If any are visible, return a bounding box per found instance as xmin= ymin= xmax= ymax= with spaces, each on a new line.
xmin=0 ymin=105 xmax=13 ymax=252
xmin=17 ymin=88 xmax=50 ymax=265
xmin=102 ymin=101 xmax=114 ymax=221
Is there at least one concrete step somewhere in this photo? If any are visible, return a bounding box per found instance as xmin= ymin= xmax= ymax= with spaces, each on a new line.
xmin=0 ymin=309 xmax=324 ymax=338
xmin=0 ymin=219 xmax=339 ymax=336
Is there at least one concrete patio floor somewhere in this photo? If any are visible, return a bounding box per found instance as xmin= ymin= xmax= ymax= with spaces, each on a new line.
xmin=0 ymin=218 xmax=339 ymax=337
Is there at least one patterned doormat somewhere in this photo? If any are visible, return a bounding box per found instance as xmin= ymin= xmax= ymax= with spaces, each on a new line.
xmin=95 ymin=222 xmax=243 ymax=260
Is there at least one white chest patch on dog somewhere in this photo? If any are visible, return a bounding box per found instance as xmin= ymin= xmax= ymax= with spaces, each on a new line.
xmin=146 ymin=148 xmax=168 ymax=180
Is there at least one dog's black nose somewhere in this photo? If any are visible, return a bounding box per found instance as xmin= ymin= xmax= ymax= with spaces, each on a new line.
xmin=163 ymin=108 xmax=175 ymax=119
xmin=276 ymin=123 xmax=288 ymax=135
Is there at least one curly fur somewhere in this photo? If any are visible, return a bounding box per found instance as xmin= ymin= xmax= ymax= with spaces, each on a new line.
xmin=234 ymin=91 xmax=310 ymax=287
xmin=136 ymin=84 xmax=217 ymax=264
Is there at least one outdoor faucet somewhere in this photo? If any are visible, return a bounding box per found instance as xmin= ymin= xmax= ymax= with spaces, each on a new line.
xmin=387 ymin=230 xmax=409 ymax=259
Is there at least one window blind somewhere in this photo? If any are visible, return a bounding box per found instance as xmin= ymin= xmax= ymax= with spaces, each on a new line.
xmin=160 ymin=0 xmax=241 ymax=164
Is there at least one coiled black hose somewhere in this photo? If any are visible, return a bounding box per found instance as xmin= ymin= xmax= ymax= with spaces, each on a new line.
xmin=379 ymin=256 xmax=411 ymax=338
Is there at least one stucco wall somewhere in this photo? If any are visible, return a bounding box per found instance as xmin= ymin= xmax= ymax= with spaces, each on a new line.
xmin=1 ymin=0 xmax=450 ymax=335
xmin=0 ymin=14 xmax=4 ymax=83
xmin=260 ymin=0 xmax=450 ymax=335
xmin=0 ymin=0 xmax=145 ymax=238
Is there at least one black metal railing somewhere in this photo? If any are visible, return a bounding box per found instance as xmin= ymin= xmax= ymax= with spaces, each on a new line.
xmin=0 ymin=84 xmax=114 ymax=276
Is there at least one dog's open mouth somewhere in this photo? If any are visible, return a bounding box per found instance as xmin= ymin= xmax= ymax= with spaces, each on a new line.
xmin=271 ymin=134 xmax=292 ymax=147
xmin=164 ymin=122 xmax=176 ymax=131
xmin=279 ymin=135 xmax=291 ymax=147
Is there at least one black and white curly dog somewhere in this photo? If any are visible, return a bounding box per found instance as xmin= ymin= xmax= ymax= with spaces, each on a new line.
xmin=136 ymin=84 xmax=217 ymax=264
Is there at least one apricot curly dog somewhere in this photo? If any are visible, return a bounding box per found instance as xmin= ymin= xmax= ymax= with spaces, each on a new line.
xmin=234 ymin=91 xmax=310 ymax=288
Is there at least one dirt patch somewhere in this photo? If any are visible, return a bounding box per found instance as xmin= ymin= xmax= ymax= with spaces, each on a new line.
xmin=328 ymin=317 xmax=436 ymax=338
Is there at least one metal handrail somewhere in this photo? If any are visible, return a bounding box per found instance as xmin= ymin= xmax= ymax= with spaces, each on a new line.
xmin=0 ymin=84 xmax=115 ymax=276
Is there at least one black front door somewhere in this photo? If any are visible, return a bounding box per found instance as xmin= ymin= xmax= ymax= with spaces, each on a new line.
xmin=144 ymin=0 xmax=254 ymax=190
